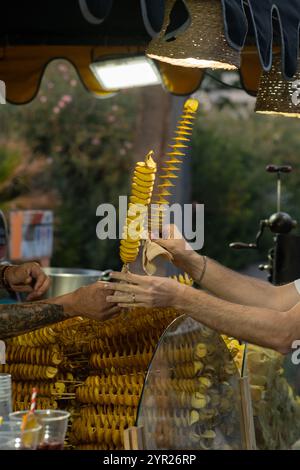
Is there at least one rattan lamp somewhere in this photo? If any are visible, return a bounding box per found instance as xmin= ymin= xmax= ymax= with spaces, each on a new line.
xmin=255 ymin=55 xmax=300 ymax=118
xmin=146 ymin=0 xmax=241 ymax=70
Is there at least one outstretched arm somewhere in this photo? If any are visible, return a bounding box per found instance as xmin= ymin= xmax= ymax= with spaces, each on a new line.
xmin=106 ymin=272 xmax=298 ymax=354
xmin=0 ymin=300 xmax=68 ymax=340
xmin=172 ymin=281 xmax=293 ymax=354
xmin=179 ymin=252 xmax=299 ymax=311
xmin=0 ymin=282 xmax=119 ymax=340
xmin=153 ymin=225 xmax=299 ymax=311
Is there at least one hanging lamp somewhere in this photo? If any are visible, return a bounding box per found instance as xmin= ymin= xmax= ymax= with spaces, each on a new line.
xmin=146 ymin=0 xmax=241 ymax=70
xmin=255 ymin=55 xmax=300 ymax=118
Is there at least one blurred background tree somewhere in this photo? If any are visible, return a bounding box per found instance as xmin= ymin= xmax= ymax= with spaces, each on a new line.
xmin=191 ymin=103 xmax=300 ymax=270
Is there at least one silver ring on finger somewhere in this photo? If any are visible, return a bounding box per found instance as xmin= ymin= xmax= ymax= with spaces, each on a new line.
xmin=132 ymin=293 xmax=136 ymax=303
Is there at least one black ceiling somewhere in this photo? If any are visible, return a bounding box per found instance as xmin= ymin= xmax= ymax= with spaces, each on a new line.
xmin=0 ymin=0 xmax=151 ymax=45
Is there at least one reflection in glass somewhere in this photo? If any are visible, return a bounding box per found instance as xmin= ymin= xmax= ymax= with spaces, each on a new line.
xmin=137 ymin=315 xmax=243 ymax=450
xmin=247 ymin=345 xmax=300 ymax=449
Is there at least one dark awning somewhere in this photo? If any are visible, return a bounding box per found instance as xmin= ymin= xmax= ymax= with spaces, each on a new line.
xmin=222 ymin=0 xmax=300 ymax=79
xmin=0 ymin=0 xmax=296 ymax=103
xmin=0 ymin=0 xmax=150 ymax=46
xmin=0 ymin=1 xmax=206 ymax=103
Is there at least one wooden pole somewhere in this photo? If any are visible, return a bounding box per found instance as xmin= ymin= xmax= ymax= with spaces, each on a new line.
xmin=239 ymin=375 xmax=257 ymax=450
xmin=124 ymin=426 xmax=145 ymax=450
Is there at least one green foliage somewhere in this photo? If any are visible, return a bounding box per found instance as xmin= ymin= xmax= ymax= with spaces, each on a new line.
xmin=0 ymin=145 xmax=21 ymax=184
xmin=191 ymin=106 xmax=300 ymax=269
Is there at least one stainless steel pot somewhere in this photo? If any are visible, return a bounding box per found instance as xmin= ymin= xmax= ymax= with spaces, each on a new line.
xmin=42 ymin=267 xmax=111 ymax=299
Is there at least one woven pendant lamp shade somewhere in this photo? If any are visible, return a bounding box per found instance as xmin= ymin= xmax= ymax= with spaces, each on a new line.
xmin=255 ymin=55 xmax=300 ymax=118
xmin=146 ymin=0 xmax=241 ymax=70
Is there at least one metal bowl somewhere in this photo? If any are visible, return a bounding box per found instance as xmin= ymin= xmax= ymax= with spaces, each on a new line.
xmin=42 ymin=267 xmax=107 ymax=299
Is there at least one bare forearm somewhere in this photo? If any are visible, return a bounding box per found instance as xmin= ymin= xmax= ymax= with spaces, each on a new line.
xmin=0 ymin=295 xmax=73 ymax=340
xmin=174 ymin=286 xmax=292 ymax=353
xmin=184 ymin=252 xmax=294 ymax=309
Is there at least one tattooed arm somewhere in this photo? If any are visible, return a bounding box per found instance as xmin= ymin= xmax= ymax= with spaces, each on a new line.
xmin=0 ymin=282 xmax=119 ymax=340
xmin=0 ymin=301 xmax=68 ymax=340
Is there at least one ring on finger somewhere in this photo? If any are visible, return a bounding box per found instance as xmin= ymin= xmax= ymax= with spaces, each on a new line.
xmin=132 ymin=293 xmax=136 ymax=303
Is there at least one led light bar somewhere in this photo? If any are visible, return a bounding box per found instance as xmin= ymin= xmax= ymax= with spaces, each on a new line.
xmin=90 ymin=56 xmax=161 ymax=90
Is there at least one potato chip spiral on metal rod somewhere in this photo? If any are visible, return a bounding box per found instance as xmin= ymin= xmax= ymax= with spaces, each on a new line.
xmin=150 ymin=98 xmax=199 ymax=233
xmin=120 ymin=150 xmax=157 ymax=267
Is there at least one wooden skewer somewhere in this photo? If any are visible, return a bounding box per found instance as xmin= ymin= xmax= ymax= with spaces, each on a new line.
xmin=56 ymin=380 xmax=83 ymax=384
xmin=64 ymin=352 xmax=87 ymax=357
xmin=52 ymin=392 xmax=76 ymax=396
xmin=54 ymin=397 xmax=76 ymax=400
xmin=68 ymin=360 xmax=89 ymax=364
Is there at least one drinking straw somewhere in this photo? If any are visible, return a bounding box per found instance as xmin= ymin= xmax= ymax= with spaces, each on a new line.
xmin=30 ymin=388 xmax=38 ymax=413
xmin=21 ymin=387 xmax=38 ymax=432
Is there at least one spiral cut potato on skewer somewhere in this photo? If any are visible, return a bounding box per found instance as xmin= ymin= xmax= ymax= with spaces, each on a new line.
xmin=85 ymin=373 xmax=145 ymax=389
xmin=14 ymin=397 xmax=58 ymax=411
xmin=71 ymin=402 xmax=138 ymax=448
xmin=89 ymin=347 xmax=154 ymax=372
xmin=71 ymin=415 xmax=134 ymax=448
xmin=0 ymin=363 xmax=58 ymax=380
xmin=5 ymin=344 xmax=63 ymax=366
xmin=88 ymin=330 xmax=161 ymax=355
xmin=150 ymin=98 xmax=199 ymax=232
xmin=76 ymin=386 xmax=140 ymax=407
xmin=76 ymin=374 xmax=144 ymax=406
xmin=13 ymin=394 xmax=58 ymax=411
xmin=89 ymin=307 xmax=177 ymax=340
xmin=8 ymin=326 xmax=58 ymax=347
xmin=147 ymin=98 xmax=199 ymax=283
xmin=12 ymin=380 xmax=66 ymax=398
xmin=79 ymin=404 xmax=137 ymax=421
xmin=120 ymin=150 xmax=157 ymax=266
